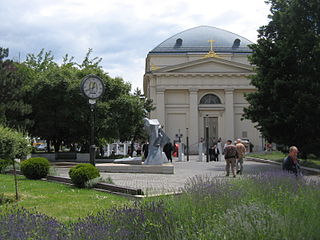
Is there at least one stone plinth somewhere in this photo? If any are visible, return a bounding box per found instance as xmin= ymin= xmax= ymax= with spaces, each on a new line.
xmin=97 ymin=163 xmax=174 ymax=174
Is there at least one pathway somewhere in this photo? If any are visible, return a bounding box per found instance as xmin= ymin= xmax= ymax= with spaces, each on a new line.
xmin=53 ymin=155 xmax=288 ymax=195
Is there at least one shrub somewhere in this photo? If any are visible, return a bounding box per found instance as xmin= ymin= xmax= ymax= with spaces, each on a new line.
xmin=69 ymin=163 xmax=100 ymax=188
xmin=0 ymin=125 xmax=30 ymax=161
xmin=20 ymin=157 xmax=50 ymax=179
xmin=0 ymin=159 xmax=11 ymax=173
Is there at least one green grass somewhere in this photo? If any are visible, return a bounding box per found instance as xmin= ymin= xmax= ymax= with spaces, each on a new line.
xmin=0 ymin=174 xmax=130 ymax=222
xmin=248 ymin=151 xmax=320 ymax=169
xmin=248 ymin=151 xmax=286 ymax=161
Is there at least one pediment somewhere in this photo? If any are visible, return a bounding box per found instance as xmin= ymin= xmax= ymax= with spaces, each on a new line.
xmin=154 ymin=57 xmax=253 ymax=74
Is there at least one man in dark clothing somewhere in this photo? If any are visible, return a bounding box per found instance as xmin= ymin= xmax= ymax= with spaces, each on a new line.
xmin=142 ymin=142 xmax=149 ymax=159
xmin=282 ymin=146 xmax=302 ymax=176
xmin=209 ymin=145 xmax=219 ymax=161
xmin=163 ymin=142 xmax=173 ymax=162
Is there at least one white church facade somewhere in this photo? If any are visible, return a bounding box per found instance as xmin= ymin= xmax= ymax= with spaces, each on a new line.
xmin=143 ymin=26 xmax=261 ymax=153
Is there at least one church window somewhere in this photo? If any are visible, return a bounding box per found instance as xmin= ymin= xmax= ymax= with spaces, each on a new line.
xmin=174 ymin=38 xmax=183 ymax=48
xmin=232 ymin=38 xmax=241 ymax=49
xmin=200 ymin=94 xmax=221 ymax=104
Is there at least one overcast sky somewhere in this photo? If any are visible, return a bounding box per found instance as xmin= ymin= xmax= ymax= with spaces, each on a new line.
xmin=1 ymin=0 xmax=271 ymax=91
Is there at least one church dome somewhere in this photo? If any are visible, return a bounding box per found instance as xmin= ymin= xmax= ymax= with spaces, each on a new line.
xmin=150 ymin=25 xmax=253 ymax=54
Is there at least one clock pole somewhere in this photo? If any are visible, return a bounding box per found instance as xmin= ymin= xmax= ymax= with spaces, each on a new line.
xmin=89 ymin=100 xmax=96 ymax=165
xmin=80 ymin=75 xmax=105 ymax=166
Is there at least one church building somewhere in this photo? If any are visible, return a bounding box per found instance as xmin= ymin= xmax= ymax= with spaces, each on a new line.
xmin=143 ymin=25 xmax=261 ymax=153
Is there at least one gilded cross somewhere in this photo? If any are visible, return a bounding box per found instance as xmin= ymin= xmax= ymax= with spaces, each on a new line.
xmin=208 ymin=39 xmax=215 ymax=52
xmin=204 ymin=39 xmax=219 ymax=58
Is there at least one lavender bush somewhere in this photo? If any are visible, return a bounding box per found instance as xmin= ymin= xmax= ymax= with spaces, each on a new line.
xmin=69 ymin=201 xmax=173 ymax=240
xmin=158 ymin=172 xmax=320 ymax=239
xmin=0 ymin=171 xmax=319 ymax=240
xmin=0 ymin=207 xmax=67 ymax=240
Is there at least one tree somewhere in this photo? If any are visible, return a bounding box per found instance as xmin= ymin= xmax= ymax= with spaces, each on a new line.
xmin=0 ymin=125 xmax=30 ymax=200
xmin=243 ymin=0 xmax=320 ymax=157
xmin=24 ymin=49 xmax=150 ymax=152
xmin=0 ymin=47 xmax=33 ymax=131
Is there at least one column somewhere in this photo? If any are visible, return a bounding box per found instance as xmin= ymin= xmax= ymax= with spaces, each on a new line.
xmin=189 ymin=88 xmax=199 ymax=154
xmin=123 ymin=142 xmax=128 ymax=156
xmin=115 ymin=143 xmax=120 ymax=155
xmin=106 ymin=144 xmax=111 ymax=157
xmin=225 ymin=88 xmax=234 ymax=141
xmin=156 ymin=87 xmax=165 ymax=127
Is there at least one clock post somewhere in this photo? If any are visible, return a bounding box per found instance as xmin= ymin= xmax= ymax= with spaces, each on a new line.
xmin=80 ymin=75 xmax=105 ymax=166
xmin=89 ymin=99 xmax=96 ymax=166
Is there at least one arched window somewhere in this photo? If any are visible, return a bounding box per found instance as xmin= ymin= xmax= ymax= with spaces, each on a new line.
xmin=200 ymin=94 xmax=221 ymax=104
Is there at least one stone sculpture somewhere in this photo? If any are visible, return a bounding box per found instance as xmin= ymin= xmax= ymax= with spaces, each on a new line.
xmin=143 ymin=118 xmax=170 ymax=165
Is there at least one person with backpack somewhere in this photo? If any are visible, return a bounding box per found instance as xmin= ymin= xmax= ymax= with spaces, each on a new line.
xmin=223 ymin=140 xmax=238 ymax=177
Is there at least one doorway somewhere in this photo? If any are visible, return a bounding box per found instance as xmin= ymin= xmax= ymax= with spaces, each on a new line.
xmin=203 ymin=117 xmax=218 ymax=147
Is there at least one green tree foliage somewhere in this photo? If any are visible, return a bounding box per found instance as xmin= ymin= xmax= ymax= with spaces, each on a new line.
xmin=0 ymin=125 xmax=30 ymax=160
xmin=22 ymin=49 xmax=151 ymax=152
xmin=0 ymin=47 xmax=33 ymax=130
xmin=244 ymin=0 xmax=320 ymax=157
xmin=25 ymin=52 xmax=87 ymax=151
xmin=0 ymin=47 xmax=153 ymax=152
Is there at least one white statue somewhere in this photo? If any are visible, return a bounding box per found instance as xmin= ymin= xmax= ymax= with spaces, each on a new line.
xmin=143 ymin=118 xmax=170 ymax=165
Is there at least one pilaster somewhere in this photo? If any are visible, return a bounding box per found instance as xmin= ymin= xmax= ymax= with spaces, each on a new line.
xmin=189 ymin=88 xmax=199 ymax=153
xmin=156 ymin=87 xmax=165 ymax=127
xmin=224 ymin=88 xmax=234 ymax=141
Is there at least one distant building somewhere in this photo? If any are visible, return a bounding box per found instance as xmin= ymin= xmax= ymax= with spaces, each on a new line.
xmin=143 ymin=26 xmax=261 ymax=153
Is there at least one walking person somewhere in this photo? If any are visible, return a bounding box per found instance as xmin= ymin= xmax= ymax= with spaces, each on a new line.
xmin=209 ymin=145 xmax=214 ymax=161
xmin=236 ymin=139 xmax=246 ymax=175
xmin=217 ymin=138 xmax=222 ymax=161
xmin=142 ymin=142 xmax=149 ymax=159
xmin=163 ymin=141 xmax=173 ymax=162
xmin=282 ymin=146 xmax=302 ymax=177
xmin=211 ymin=144 xmax=219 ymax=161
xmin=223 ymin=140 xmax=238 ymax=177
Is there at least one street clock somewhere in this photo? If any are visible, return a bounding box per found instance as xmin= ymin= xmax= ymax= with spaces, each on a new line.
xmin=80 ymin=75 xmax=105 ymax=99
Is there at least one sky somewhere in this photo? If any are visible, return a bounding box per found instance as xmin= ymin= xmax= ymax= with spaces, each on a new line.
xmin=1 ymin=0 xmax=271 ymax=91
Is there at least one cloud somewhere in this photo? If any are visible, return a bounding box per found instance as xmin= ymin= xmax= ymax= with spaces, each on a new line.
xmin=0 ymin=0 xmax=271 ymax=90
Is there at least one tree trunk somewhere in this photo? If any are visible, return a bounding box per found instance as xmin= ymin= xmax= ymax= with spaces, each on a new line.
xmin=46 ymin=140 xmax=51 ymax=153
xmin=53 ymin=140 xmax=61 ymax=152
xmin=12 ymin=159 xmax=19 ymax=201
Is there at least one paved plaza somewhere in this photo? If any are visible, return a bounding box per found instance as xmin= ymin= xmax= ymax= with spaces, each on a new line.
xmin=52 ymin=155 xmax=300 ymax=195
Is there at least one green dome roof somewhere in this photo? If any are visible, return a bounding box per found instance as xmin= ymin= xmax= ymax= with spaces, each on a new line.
xmin=150 ymin=25 xmax=253 ymax=54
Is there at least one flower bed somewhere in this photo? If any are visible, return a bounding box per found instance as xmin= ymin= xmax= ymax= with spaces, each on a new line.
xmin=1 ymin=171 xmax=319 ymax=239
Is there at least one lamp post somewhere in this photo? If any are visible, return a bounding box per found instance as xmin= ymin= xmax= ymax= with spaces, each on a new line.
xmin=206 ymin=115 xmax=209 ymax=163
xmin=186 ymin=127 xmax=189 ymax=161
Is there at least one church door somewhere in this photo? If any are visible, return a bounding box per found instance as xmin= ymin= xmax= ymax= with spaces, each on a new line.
xmin=204 ymin=117 xmax=218 ymax=147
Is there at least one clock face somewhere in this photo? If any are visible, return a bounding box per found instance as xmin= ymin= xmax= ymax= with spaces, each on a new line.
xmin=81 ymin=76 xmax=105 ymax=99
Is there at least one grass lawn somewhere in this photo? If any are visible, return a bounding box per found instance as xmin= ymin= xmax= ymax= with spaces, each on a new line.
xmin=248 ymin=151 xmax=320 ymax=169
xmin=0 ymin=174 xmax=130 ymax=222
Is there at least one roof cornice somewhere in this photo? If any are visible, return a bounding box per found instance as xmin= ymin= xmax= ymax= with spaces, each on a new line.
xmin=152 ymin=57 xmax=253 ymax=73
